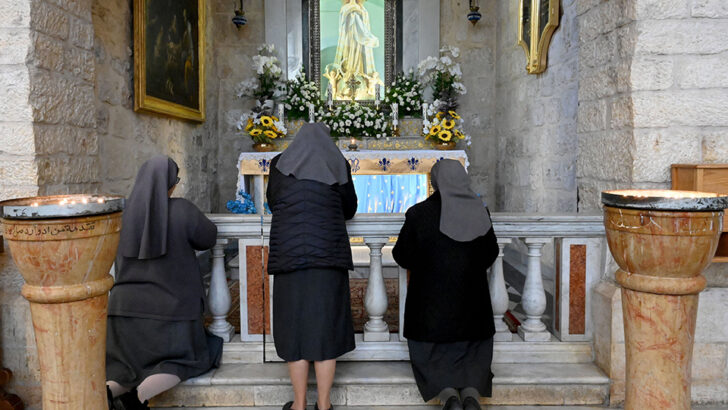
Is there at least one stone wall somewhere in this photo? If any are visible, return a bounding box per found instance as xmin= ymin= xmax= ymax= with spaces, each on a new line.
xmin=439 ymin=0 xmax=498 ymax=204
xmin=212 ymin=0 xmax=266 ymax=211
xmin=93 ymin=0 xmax=221 ymax=212
xmin=493 ymin=0 xmax=579 ymax=212
xmin=0 ymin=0 xmax=37 ymax=200
xmin=577 ymin=0 xmax=728 ymax=211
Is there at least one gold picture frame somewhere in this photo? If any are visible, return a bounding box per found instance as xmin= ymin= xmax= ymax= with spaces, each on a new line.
xmin=134 ymin=0 xmax=206 ymax=122
xmin=517 ymin=0 xmax=560 ymax=74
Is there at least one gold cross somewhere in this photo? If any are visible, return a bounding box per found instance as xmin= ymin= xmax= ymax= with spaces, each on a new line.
xmin=345 ymin=76 xmax=361 ymax=100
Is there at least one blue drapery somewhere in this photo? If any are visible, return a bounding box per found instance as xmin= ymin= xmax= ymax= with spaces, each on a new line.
xmin=352 ymin=174 xmax=429 ymax=213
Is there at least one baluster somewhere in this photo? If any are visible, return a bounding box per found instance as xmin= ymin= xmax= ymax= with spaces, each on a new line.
xmin=208 ymin=239 xmax=235 ymax=342
xmin=489 ymin=237 xmax=512 ymax=342
xmin=253 ymin=175 xmax=265 ymax=215
xmin=364 ymin=237 xmax=390 ymax=342
xmin=517 ymin=237 xmax=551 ymax=341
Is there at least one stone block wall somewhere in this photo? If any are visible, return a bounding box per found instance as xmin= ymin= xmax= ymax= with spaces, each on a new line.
xmin=93 ymin=0 xmax=221 ymax=212
xmin=440 ymin=0 xmax=498 ymax=204
xmin=493 ymin=0 xmax=579 ymax=212
xmin=212 ymin=0 xmax=266 ymax=210
xmin=0 ymin=0 xmax=37 ymax=200
xmin=577 ymin=0 xmax=728 ymax=211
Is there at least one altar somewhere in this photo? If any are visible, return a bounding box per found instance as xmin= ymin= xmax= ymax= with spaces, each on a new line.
xmin=237 ymin=149 xmax=469 ymax=214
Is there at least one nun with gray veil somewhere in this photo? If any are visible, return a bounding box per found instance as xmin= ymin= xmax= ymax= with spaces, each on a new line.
xmin=266 ymin=123 xmax=358 ymax=410
xmin=393 ymin=159 xmax=499 ymax=410
xmin=105 ymin=155 xmax=223 ymax=410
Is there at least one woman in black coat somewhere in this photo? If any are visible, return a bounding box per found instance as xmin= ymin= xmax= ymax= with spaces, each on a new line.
xmin=106 ymin=156 xmax=223 ymax=410
xmin=393 ymin=159 xmax=499 ymax=410
xmin=266 ymin=123 xmax=357 ymax=410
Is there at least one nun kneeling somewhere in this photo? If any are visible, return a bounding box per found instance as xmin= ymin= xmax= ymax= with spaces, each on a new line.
xmin=106 ymin=156 xmax=223 ymax=410
xmin=393 ymin=159 xmax=499 ymax=410
xmin=267 ymin=123 xmax=358 ymax=410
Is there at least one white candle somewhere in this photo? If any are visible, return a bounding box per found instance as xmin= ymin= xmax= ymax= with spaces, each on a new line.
xmin=375 ymin=84 xmax=381 ymax=107
xmin=277 ymin=103 xmax=284 ymax=120
xmin=308 ymin=103 xmax=315 ymax=123
xmin=327 ymin=83 xmax=333 ymax=110
xmin=392 ymin=103 xmax=399 ymax=128
xmin=422 ymin=102 xmax=428 ymax=120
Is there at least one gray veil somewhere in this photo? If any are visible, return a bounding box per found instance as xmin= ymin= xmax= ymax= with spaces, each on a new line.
xmin=275 ymin=123 xmax=348 ymax=185
xmin=119 ymin=155 xmax=179 ymax=259
xmin=430 ymin=159 xmax=492 ymax=242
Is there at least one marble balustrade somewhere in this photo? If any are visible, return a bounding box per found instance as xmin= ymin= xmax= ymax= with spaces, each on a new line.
xmin=205 ymin=213 xmax=606 ymax=351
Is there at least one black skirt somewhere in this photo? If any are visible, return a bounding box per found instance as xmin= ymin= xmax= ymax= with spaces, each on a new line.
xmin=408 ymin=338 xmax=494 ymax=401
xmin=273 ymin=268 xmax=355 ymax=362
xmin=106 ymin=316 xmax=223 ymax=387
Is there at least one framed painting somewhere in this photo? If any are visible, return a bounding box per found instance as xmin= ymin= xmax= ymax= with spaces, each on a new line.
xmin=134 ymin=0 xmax=206 ymax=122
xmin=304 ymin=0 xmax=401 ymax=104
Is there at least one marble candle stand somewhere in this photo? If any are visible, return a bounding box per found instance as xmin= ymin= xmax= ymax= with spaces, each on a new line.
xmin=602 ymin=190 xmax=728 ymax=410
xmin=0 ymin=195 xmax=124 ymax=410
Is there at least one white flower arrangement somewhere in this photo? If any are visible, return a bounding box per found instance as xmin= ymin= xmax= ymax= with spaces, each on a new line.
xmin=417 ymin=45 xmax=466 ymax=112
xmin=322 ymin=102 xmax=391 ymax=139
xmin=283 ymin=69 xmax=323 ymax=120
xmin=383 ymin=69 xmax=423 ymax=117
xmin=236 ymin=43 xmax=285 ymax=103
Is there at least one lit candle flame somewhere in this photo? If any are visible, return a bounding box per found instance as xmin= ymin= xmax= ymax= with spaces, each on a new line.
xmin=97 ymin=198 xmax=105 ymax=204
xmin=81 ymin=197 xmax=88 ymax=204
xmin=31 ymin=202 xmax=38 ymax=207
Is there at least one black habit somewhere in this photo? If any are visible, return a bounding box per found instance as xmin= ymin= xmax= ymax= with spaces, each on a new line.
xmin=393 ymin=191 xmax=499 ymax=343
xmin=266 ymin=128 xmax=358 ymax=361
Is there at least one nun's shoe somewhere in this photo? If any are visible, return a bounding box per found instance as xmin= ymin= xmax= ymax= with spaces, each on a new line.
xmin=106 ymin=385 xmax=116 ymax=410
xmin=462 ymin=396 xmax=482 ymax=410
xmin=442 ymin=395 xmax=464 ymax=410
xmin=112 ymin=389 xmax=149 ymax=410
xmin=314 ymin=403 xmax=334 ymax=410
xmin=282 ymin=401 xmax=306 ymax=410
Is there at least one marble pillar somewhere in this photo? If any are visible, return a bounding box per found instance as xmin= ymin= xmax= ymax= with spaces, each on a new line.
xmin=604 ymin=206 xmax=722 ymax=410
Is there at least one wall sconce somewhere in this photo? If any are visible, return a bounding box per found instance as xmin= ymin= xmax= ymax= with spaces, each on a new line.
xmin=232 ymin=0 xmax=247 ymax=29
xmin=468 ymin=0 xmax=482 ymax=25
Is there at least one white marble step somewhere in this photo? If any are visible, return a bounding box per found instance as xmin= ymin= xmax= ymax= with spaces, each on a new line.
xmin=222 ymin=337 xmax=596 ymax=364
xmin=150 ymin=361 xmax=609 ymax=408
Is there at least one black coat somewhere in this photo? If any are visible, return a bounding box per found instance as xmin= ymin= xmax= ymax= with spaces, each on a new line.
xmin=109 ymin=198 xmax=218 ymax=320
xmin=266 ymin=154 xmax=358 ymax=275
xmin=393 ymin=192 xmax=499 ymax=342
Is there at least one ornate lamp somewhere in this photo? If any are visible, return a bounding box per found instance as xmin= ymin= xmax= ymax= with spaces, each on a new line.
xmin=468 ymin=0 xmax=482 ymax=25
xmin=1 ymin=194 xmax=125 ymax=409
xmin=232 ymin=0 xmax=247 ymax=29
xmin=602 ymin=190 xmax=728 ymax=409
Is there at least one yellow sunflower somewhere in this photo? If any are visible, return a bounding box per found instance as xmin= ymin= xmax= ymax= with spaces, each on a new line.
xmin=260 ymin=116 xmax=273 ymax=127
xmin=435 ymin=112 xmax=445 ymax=120
xmin=438 ymin=130 xmax=453 ymax=141
xmin=442 ymin=119 xmax=455 ymax=129
xmin=250 ymin=129 xmax=262 ymax=137
xmin=454 ymin=130 xmax=465 ymax=139
xmin=264 ymin=130 xmax=277 ymax=139
xmin=448 ymin=110 xmax=461 ymax=119
xmin=271 ymin=115 xmax=280 ymax=122
xmin=429 ymin=125 xmax=442 ymax=136
xmin=244 ymin=118 xmax=254 ymax=131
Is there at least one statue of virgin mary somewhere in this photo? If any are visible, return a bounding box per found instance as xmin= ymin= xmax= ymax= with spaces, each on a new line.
xmin=325 ymin=0 xmax=383 ymax=100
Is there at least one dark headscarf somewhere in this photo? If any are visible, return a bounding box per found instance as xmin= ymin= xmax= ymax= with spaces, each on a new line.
xmin=430 ymin=159 xmax=492 ymax=242
xmin=275 ymin=123 xmax=348 ymax=185
xmin=119 ymin=155 xmax=179 ymax=259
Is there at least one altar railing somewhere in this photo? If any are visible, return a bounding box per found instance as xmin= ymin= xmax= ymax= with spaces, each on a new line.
xmin=206 ymin=213 xmax=606 ymax=351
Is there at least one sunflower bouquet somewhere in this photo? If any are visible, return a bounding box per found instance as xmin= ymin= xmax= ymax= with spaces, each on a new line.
xmin=236 ymin=111 xmax=287 ymax=145
xmin=423 ymin=109 xmax=470 ymax=146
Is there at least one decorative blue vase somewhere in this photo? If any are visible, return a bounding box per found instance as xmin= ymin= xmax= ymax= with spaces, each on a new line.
xmin=232 ymin=11 xmax=247 ymax=29
xmin=467 ymin=7 xmax=482 ymax=25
